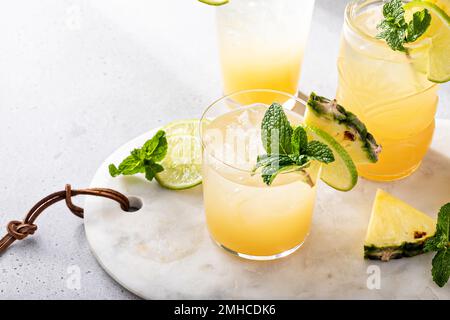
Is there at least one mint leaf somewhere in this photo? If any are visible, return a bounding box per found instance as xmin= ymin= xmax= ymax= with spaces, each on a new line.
xmin=254 ymin=154 xmax=281 ymax=172
xmin=261 ymin=164 xmax=279 ymax=185
xmin=259 ymin=155 xmax=294 ymax=185
xmin=109 ymin=154 xmax=144 ymax=176
xmin=376 ymin=0 xmax=431 ymax=52
xmin=436 ymin=203 xmax=450 ymax=241
xmin=144 ymin=161 xmax=164 ymax=181
xmin=431 ymin=250 xmax=450 ymax=287
xmin=377 ymin=23 xmax=407 ymax=52
xmin=260 ymin=154 xmax=305 ymax=185
xmin=306 ymin=140 xmax=335 ymax=164
xmin=109 ymin=130 xmax=167 ymax=183
xmin=109 ymin=164 xmax=120 ymax=177
xmin=262 ymin=164 xmax=313 ymax=187
xmin=291 ymin=126 xmax=308 ymax=155
xmin=377 ymin=0 xmax=407 ymax=51
xmin=261 ymin=103 xmax=292 ymax=155
xmin=424 ymin=203 xmax=450 ymax=287
xmin=406 ymin=9 xmax=431 ymax=43
xmin=426 ymin=203 xmax=450 ymax=252
xmin=289 ymin=154 xmax=310 ymax=166
xmin=255 ymin=153 xmax=313 ymax=186
xmin=383 ymin=0 xmax=405 ymax=24
xmin=424 ymin=232 xmax=448 ymax=252
xmin=262 ymin=164 xmax=298 ymax=186
xmin=142 ymin=130 xmax=168 ymax=162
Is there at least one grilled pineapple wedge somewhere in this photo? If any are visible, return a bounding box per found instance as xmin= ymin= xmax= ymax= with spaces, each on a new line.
xmin=364 ymin=189 xmax=436 ymax=261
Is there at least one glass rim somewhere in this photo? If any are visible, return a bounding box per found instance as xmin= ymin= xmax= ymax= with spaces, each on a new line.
xmin=199 ymin=89 xmax=306 ymax=174
xmin=345 ymin=0 xmax=429 ymax=50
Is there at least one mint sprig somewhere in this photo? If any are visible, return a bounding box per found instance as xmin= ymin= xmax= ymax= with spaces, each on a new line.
xmin=109 ymin=130 xmax=168 ymax=182
xmin=376 ymin=0 xmax=431 ymax=52
xmin=424 ymin=203 xmax=450 ymax=287
xmin=254 ymin=103 xmax=334 ymax=186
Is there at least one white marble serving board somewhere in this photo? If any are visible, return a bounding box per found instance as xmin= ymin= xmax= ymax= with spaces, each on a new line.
xmin=84 ymin=120 xmax=450 ymax=299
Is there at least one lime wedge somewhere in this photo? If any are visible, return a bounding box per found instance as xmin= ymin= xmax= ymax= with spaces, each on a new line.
xmin=198 ymin=0 xmax=229 ymax=6
xmin=305 ymin=125 xmax=358 ymax=191
xmin=404 ymin=0 xmax=450 ymax=83
xmin=155 ymin=134 xmax=202 ymax=190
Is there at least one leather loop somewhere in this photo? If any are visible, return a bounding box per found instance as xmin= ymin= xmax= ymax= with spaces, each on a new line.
xmin=0 ymin=184 xmax=130 ymax=254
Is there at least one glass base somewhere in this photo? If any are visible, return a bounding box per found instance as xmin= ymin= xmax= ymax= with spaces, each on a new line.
xmin=359 ymin=161 xmax=422 ymax=182
xmin=213 ymin=239 xmax=306 ymax=261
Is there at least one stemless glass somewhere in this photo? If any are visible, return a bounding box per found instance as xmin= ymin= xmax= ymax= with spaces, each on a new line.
xmin=200 ymin=89 xmax=320 ymax=260
xmin=216 ymin=0 xmax=316 ymax=99
xmin=336 ymin=0 xmax=439 ymax=181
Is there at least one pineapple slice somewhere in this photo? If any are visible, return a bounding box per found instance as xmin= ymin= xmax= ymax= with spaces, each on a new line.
xmin=304 ymin=93 xmax=382 ymax=164
xmin=364 ymin=189 xmax=436 ymax=261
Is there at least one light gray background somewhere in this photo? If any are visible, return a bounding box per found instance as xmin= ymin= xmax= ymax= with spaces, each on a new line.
xmin=0 ymin=0 xmax=448 ymax=299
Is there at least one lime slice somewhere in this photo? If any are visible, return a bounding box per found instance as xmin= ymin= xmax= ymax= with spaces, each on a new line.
xmin=155 ymin=134 xmax=202 ymax=190
xmin=404 ymin=0 xmax=450 ymax=82
xmin=198 ymin=0 xmax=229 ymax=6
xmin=305 ymin=125 xmax=358 ymax=191
xmin=428 ymin=25 xmax=450 ymax=82
xmin=162 ymin=118 xmax=211 ymax=138
xmin=163 ymin=119 xmax=201 ymax=137
xmin=405 ymin=0 xmax=450 ymax=25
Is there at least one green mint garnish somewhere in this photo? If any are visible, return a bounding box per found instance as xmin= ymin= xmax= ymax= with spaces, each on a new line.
xmin=306 ymin=140 xmax=335 ymax=163
xmin=261 ymin=103 xmax=293 ymax=155
xmin=109 ymin=130 xmax=168 ymax=182
xmin=260 ymin=155 xmax=298 ymax=186
xmin=255 ymin=103 xmax=334 ymax=186
xmin=406 ymin=9 xmax=432 ymax=43
xmin=376 ymin=0 xmax=431 ymax=52
xmin=291 ymin=126 xmax=308 ymax=155
xmin=424 ymin=203 xmax=450 ymax=287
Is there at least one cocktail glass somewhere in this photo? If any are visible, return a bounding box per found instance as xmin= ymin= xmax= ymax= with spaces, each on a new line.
xmin=216 ymin=0 xmax=316 ymax=101
xmin=336 ymin=0 xmax=439 ymax=181
xmin=200 ymin=89 xmax=320 ymax=260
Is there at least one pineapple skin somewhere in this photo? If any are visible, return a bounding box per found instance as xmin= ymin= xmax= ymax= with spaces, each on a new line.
xmin=364 ymin=242 xmax=428 ymax=262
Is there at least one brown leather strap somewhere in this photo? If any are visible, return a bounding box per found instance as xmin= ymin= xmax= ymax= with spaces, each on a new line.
xmin=0 ymin=184 xmax=130 ymax=254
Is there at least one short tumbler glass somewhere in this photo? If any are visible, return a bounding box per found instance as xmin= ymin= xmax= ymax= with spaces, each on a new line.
xmin=200 ymin=89 xmax=320 ymax=260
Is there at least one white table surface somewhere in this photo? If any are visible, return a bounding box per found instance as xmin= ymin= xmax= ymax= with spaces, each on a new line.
xmin=0 ymin=0 xmax=448 ymax=300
